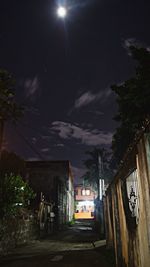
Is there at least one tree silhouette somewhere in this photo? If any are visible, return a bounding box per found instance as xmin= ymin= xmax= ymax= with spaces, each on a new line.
xmin=82 ymin=147 xmax=112 ymax=192
xmin=111 ymin=46 xmax=150 ymax=166
xmin=0 ymin=150 xmax=26 ymax=177
xmin=0 ymin=69 xmax=23 ymax=154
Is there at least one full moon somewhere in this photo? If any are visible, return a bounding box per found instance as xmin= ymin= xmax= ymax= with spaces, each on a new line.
xmin=57 ymin=6 xmax=67 ymax=18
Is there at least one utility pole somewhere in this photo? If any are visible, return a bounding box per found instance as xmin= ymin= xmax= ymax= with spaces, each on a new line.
xmin=98 ymin=153 xmax=105 ymax=200
xmin=98 ymin=152 xmax=105 ymax=237
xmin=0 ymin=120 xmax=4 ymax=159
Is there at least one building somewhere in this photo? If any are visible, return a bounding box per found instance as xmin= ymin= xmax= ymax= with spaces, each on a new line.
xmin=25 ymin=160 xmax=74 ymax=232
xmin=74 ymin=185 xmax=96 ymax=219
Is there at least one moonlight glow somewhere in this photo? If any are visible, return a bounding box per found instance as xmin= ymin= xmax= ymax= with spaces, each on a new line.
xmin=57 ymin=6 xmax=67 ymax=18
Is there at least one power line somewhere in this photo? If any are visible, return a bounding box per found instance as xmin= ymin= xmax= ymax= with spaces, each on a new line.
xmin=19 ymin=122 xmax=52 ymax=144
xmin=13 ymin=125 xmax=45 ymax=160
xmin=19 ymin=121 xmax=44 ymax=135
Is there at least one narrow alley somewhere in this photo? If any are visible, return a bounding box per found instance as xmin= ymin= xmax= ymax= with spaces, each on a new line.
xmin=0 ymin=220 xmax=115 ymax=267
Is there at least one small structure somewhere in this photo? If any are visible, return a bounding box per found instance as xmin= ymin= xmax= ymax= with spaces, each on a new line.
xmin=74 ymin=185 xmax=96 ymax=219
xmin=25 ymin=161 xmax=74 ymax=233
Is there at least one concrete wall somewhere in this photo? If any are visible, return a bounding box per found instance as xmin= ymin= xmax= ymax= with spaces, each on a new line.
xmin=104 ymin=133 xmax=150 ymax=267
xmin=0 ymin=215 xmax=38 ymax=256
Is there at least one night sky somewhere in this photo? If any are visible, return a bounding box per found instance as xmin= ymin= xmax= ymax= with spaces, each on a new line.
xmin=0 ymin=0 xmax=150 ymax=181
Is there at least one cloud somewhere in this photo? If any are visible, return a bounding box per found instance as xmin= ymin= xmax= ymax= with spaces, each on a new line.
xmin=25 ymin=106 xmax=40 ymax=115
xmin=123 ymin=38 xmax=150 ymax=55
xmin=41 ymin=135 xmax=52 ymax=141
xmin=50 ymin=121 xmax=113 ymax=146
xmin=123 ymin=38 xmax=140 ymax=56
xmin=41 ymin=148 xmax=50 ymax=153
xmin=123 ymin=38 xmax=137 ymax=49
xmin=74 ymin=89 xmax=112 ymax=109
xmin=75 ymin=91 xmax=97 ymax=108
xmin=68 ymin=0 xmax=99 ymax=10
xmin=32 ymin=137 xmax=37 ymax=144
xmin=24 ymin=76 xmax=40 ymax=99
xmin=54 ymin=143 xmax=65 ymax=147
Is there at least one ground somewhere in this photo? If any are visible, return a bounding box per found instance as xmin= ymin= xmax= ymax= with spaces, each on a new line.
xmin=0 ymin=220 xmax=115 ymax=267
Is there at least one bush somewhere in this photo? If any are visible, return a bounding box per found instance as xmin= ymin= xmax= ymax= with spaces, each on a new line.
xmin=0 ymin=173 xmax=35 ymax=218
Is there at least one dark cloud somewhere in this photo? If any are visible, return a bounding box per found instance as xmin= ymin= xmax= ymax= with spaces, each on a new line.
xmin=50 ymin=121 xmax=113 ymax=146
xmin=54 ymin=143 xmax=65 ymax=147
xmin=41 ymin=148 xmax=50 ymax=153
xmin=74 ymin=89 xmax=112 ymax=109
xmin=31 ymin=137 xmax=37 ymax=144
xmin=24 ymin=76 xmax=40 ymax=100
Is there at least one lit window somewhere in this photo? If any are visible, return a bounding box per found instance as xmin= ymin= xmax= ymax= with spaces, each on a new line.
xmin=86 ymin=189 xmax=90 ymax=196
xmin=81 ymin=189 xmax=90 ymax=196
xmin=82 ymin=189 xmax=86 ymax=196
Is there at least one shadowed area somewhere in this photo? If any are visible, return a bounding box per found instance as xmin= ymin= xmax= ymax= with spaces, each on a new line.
xmin=0 ymin=220 xmax=115 ymax=267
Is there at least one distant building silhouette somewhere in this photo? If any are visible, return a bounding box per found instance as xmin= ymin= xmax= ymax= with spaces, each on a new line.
xmin=25 ymin=160 xmax=74 ymax=232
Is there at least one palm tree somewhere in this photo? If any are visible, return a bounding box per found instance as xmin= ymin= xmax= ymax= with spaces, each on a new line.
xmin=82 ymin=148 xmax=112 ymax=194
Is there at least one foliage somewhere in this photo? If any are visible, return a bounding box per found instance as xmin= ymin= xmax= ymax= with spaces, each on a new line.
xmin=0 ymin=69 xmax=24 ymax=151
xmin=111 ymin=46 xmax=150 ymax=166
xmin=67 ymin=218 xmax=75 ymax=226
xmin=0 ymin=69 xmax=23 ymax=122
xmin=0 ymin=173 xmax=36 ymax=218
xmin=82 ymin=147 xmax=112 ymax=190
xmin=0 ymin=150 xmax=26 ymax=177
